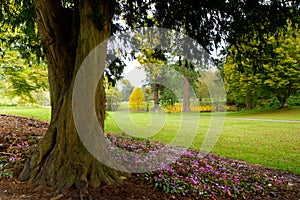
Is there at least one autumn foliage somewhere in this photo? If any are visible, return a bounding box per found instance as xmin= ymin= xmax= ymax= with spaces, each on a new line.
xmin=129 ymin=87 xmax=146 ymax=111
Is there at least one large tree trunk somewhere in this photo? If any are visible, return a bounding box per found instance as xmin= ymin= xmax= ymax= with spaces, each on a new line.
xmin=19 ymin=0 xmax=126 ymax=195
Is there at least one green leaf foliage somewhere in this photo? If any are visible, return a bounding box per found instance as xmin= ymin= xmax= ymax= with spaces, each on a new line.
xmin=0 ymin=49 xmax=48 ymax=103
xmin=106 ymin=86 xmax=121 ymax=111
xmin=224 ymin=23 xmax=300 ymax=108
xmin=1 ymin=0 xmax=299 ymax=95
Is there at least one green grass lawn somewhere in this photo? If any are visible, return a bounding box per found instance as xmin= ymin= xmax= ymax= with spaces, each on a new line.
xmin=106 ymin=108 xmax=300 ymax=174
xmin=1 ymin=106 xmax=299 ymax=174
xmin=0 ymin=106 xmax=51 ymax=121
xmin=214 ymin=119 xmax=299 ymax=174
xmin=226 ymin=106 xmax=300 ymax=120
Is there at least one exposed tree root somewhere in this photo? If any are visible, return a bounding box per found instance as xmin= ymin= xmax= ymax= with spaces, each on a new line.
xmin=19 ymin=123 xmax=129 ymax=195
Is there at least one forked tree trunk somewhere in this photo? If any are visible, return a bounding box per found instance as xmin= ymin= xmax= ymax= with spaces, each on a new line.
xmin=19 ymin=0 xmax=126 ymax=195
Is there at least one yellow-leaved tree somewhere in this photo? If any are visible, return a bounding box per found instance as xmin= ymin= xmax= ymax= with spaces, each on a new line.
xmin=129 ymin=87 xmax=146 ymax=111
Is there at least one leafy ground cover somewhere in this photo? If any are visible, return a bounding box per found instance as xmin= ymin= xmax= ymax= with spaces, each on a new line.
xmin=106 ymin=134 xmax=300 ymax=199
xmin=0 ymin=114 xmax=299 ymax=199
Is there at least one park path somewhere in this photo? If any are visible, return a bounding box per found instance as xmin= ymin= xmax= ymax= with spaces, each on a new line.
xmin=225 ymin=117 xmax=300 ymax=123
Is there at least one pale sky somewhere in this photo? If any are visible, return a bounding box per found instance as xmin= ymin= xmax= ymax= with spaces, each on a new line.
xmin=121 ymin=60 xmax=147 ymax=88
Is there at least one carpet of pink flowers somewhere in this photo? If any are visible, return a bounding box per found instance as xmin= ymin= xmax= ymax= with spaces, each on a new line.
xmin=106 ymin=134 xmax=299 ymax=199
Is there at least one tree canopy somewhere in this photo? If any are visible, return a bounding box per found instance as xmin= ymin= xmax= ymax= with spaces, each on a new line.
xmin=224 ymin=23 xmax=300 ymax=108
xmin=1 ymin=1 xmax=299 ymax=62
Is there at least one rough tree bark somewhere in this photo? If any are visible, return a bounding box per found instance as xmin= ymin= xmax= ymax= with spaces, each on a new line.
xmin=19 ymin=0 xmax=126 ymax=195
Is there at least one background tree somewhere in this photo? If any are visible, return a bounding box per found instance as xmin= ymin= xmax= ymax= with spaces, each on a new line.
xmin=195 ymin=75 xmax=210 ymax=102
xmin=138 ymin=46 xmax=199 ymax=112
xmin=199 ymin=71 xmax=225 ymax=111
xmin=224 ymin=50 xmax=265 ymax=109
xmin=142 ymin=85 xmax=153 ymax=111
xmin=263 ymin=24 xmax=300 ymax=107
xmin=106 ymin=86 xmax=121 ymax=111
xmin=120 ymin=79 xmax=134 ymax=101
xmin=129 ymin=87 xmax=146 ymax=111
xmin=159 ymin=87 xmax=178 ymax=108
xmin=172 ymin=58 xmax=200 ymax=112
xmin=224 ymin=23 xmax=300 ymax=108
xmin=0 ymin=0 xmax=298 ymax=195
xmin=0 ymin=49 xmax=48 ymax=104
xmin=182 ymin=60 xmax=191 ymax=112
xmin=137 ymin=47 xmax=167 ymax=112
